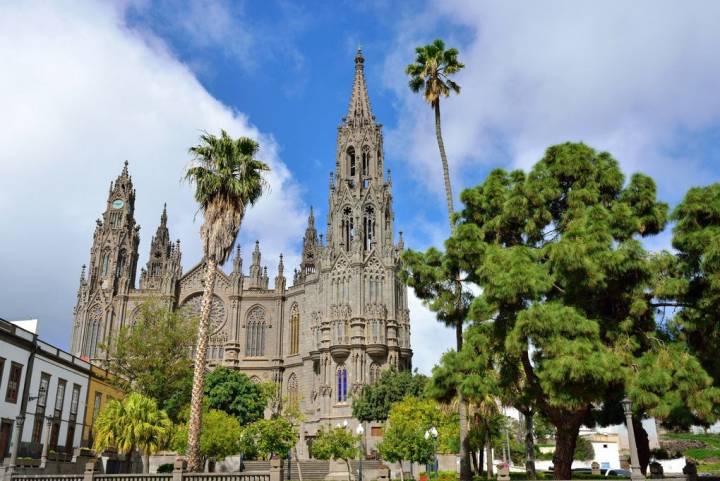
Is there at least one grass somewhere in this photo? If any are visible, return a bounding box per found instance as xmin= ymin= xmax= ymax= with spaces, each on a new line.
xmin=661 ymin=432 xmax=720 ymax=473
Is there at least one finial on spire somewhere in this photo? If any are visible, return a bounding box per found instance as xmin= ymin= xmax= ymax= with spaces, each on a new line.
xmin=80 ymin=264 xmax=86 ymax=281
xmin=308 ymin=206 xmax=315 ymax=227
xmin=355 ymin=47 xmax=364 ymax=67
xmin=121 ymin=160 xmax=129 ymax=176
xmin=160 ymin=203 xmax=168 ymax=226
xmin=278 ymin=253 xmax=284 ymax=275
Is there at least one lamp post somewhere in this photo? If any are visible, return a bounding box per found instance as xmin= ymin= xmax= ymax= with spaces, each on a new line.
xmin=621 ymin=397 xmax=644 ymax=481
xmin=356 ymin=424 xmax=365 ymax=481
xmin=425 ymin=426 xmax=439 ymax=480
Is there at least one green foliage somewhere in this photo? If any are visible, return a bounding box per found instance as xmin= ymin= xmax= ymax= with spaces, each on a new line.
xmin=156 ymin=463 xmax=173 ymax=473
xmin=414 ymin=142 xmax=720 ymax=478
xmin=573 ymin=437 xmax=595 ymax=461
xmin=405 ymin=39 xmax=465 ymax=106
xmin=185 ymin=130 xmax=269 ymax=263
xmin=242 ymin=417 xmax=298 ymax=460
xmin=93 ymin=392 xmax=172 ymax=456
xmin=377 ymin=396 xmax=456 ymax=466
xmin=172 ymin=408 xmax=243 ymax=461
xmin=311 ymin=426 xmax=359 ymax=463
xmin=204 ymin=367 xmax=268 ymax=425
xmin=352 ymin=368 xmax=427 ymax=423
xmin=655 ymin=184 xmax=720 ymax=386
xmin=100 ymin=299 xmax=195 ymax=422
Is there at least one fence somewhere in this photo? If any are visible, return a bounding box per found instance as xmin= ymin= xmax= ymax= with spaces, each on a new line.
xmin=7 ymin=460 xmax=276 ymax=481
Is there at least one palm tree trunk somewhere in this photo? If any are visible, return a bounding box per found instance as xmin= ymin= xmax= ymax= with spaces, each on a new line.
xmin=186 ymin=258 xmax=218 ymax=472
xmin=434 ymin=100 xmax=454 ymax=224
xmin=143 ymin=452 xmax=150 ymax=474
xmin=435 ymin=99 xmax=470 ymax=481
xmin=485 ymin=441 xmax=493 ymax=480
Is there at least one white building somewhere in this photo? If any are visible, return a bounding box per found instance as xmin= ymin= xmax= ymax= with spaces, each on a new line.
xmin=0 ymin=317 xmax=90 ymax=463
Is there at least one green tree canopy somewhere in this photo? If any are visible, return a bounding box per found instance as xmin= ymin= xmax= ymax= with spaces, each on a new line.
xmin=655 ymin=184 xmax=720 ymax=384
xmin=204 ymin=367 xmax=268 ymax=425
xmin=422 ymin=142 xmax=718 ymax=480
xmin=242 ymin=417 xmax=298 ymax=460
xmin=172 ymin=408 xmax=244 ymax=463
xmin=100 ymin=299 xmax=195 ymax=421
xmin=93 ymin=392 xmax=172 ymax=473
xmin=352 ymin=368 xmax=427 ymax=423
xmin=573 ymin=436 xmax=595 ymax=461
xmin=312 ymin=426 xmax=359 ymax=481
xmin=377 ymin=396 xmax=456 ymax=472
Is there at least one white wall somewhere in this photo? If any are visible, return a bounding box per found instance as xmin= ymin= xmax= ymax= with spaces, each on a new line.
xmin=20 ymin=350 xmax=89 ymax=450
xmin=0 ymin=339 xmax=33 ymax=422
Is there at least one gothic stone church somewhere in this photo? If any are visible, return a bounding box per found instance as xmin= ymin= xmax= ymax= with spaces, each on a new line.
xmin=70 ymin=51 xmax=412 ymax=455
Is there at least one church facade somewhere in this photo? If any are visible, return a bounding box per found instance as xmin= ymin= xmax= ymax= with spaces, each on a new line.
xmin=70 ymin=50 xmax=412 ymax=454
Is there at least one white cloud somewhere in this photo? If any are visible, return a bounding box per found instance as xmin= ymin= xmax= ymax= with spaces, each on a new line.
xmin=0 ymin=1 xmax=306 ymax=347
xmin=385 ymin=0 xmax=720 ymax=204
xmin=407 ymin=290 xmax=456 ymax=376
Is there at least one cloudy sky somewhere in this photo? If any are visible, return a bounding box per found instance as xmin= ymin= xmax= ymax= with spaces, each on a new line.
xmin=2 ymin=0 xmax=720 ymax=375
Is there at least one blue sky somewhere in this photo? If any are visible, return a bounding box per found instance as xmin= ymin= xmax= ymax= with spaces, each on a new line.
xmin=1 ymin=1 xmax=720 ymax=374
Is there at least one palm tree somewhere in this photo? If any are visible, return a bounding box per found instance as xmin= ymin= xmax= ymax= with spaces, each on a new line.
xmin=405 ymin=38 xmax=464 ymax=225
xmin=406 ymin=39 xmax=470 ymax=481
xmin=93 ymin=392 xmax=172 ymax=473
xmin=184 ymin=130 xmax=269 ymax=472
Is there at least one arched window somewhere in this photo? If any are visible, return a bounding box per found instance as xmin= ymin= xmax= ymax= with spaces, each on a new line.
xmin=342 ymin=207 xmax=353 ymax=251
xmin=361 ymin=146 xmax=370 ymax=176
xmin=101 ymin=251 xmax=110 ymax=277
xmin=363 ymin=206 xmax=375 ymax=251
xmin=337 ymin=365 xmax=348 ymax=402
xmin=369 ymin=363 xmax=380 ymax=384
xmin=347 ymin=147 xmax=356 ymax=177
xmin=287 ymin=373 xmax=299 ymax=407
xmin=290 ymin=304 xmax=300 ymax=355
xmin=245 ymin=307 xmax=266 ymax=357
xmin=115 ymin=249 xmax=126 ymax=278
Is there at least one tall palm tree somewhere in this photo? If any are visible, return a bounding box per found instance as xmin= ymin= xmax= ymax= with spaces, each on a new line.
xmin=406 ymin=39 xmax=470 ymax=481
xmin=405 ymin=38 xmax=464 ymax=225
xmin=93 ymin=392 xmax=172 ymax=473
xmin=184 ymin=130 xmax=269 ymax=472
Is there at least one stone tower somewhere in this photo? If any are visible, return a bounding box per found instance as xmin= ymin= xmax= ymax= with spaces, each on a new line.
xmin=71 ymin=161 xmax=140 ymax=359
xmin=306 ymin=48 xmax=411 ymax=423
xmin=139 ymin=204 xmax=182 ymax=297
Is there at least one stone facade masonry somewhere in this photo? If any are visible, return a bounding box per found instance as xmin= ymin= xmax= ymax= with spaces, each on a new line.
xmin=69 ymin=50 xmax=412 ymax=457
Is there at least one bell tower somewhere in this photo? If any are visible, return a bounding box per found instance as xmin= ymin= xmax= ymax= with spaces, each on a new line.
xmin=327 ymin=48 xmax=393 ymax=256
xmin=71 ymin=161 xmax=140 ymax=359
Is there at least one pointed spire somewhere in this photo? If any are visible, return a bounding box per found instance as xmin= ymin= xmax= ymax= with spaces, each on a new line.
xmin=160 ymin=203 xmax=167 ymax=227
xmin=346 ymin=48 xmax=374 ymax=124
xmin=121 ymin=160 xmax=129 ymax=177
xmin=278 ymin=254 xmax=284 ymax=276
xmin=80 ymin=264 xmax=86 ymax=283
xmin=308 ymin=206 xmax=315 ymax=228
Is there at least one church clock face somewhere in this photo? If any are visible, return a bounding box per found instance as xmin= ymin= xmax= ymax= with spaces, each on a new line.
xmin=112 ymin=199 xmax=125 ymax=209
xmin=182 ymin=294 xmax=227 ymax=334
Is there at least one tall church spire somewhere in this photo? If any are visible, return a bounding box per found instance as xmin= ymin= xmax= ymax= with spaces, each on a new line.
xmin=345 ymin=48 xmax=374 ymax=126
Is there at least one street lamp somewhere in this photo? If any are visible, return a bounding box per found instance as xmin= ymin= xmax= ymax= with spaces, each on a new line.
xmin=356 ymin=424 xmax=365 ymax=481
xmin=425 ymin=427 xmax=439 ymax=480
xmin=621 ymin=397 xmax=645 ymax=481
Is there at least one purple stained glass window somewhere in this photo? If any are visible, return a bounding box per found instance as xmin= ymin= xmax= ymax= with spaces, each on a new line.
xmin=337 ymin=367 xmax=347 ymax=402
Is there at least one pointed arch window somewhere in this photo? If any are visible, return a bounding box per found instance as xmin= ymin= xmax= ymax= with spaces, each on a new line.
xmin=245 ymin=307 xmax=266 ymax=357
xmin=347 ymin=147 xmax=356 ymax=177
xmin=115 ymin=249 xmax=126 ymax=279
xmin=369 ymin=363 xmax=380 ymax=384
xmin=342 ymin=207 xmax=353 ymax=251
xmin=361 ymin=146 xmax=370 ymax=176
xmin=101 ymin=251 xmax=110 ymax=277
xmin=287 ymin=373 xmax=299 ymax=407
xmin=337 ymin=365 xmax=348 ymax=402
xmin=290 ymin=304 xmax=300 ymax=355
xmin=363 ymin=205 xmax=376 ymax=251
